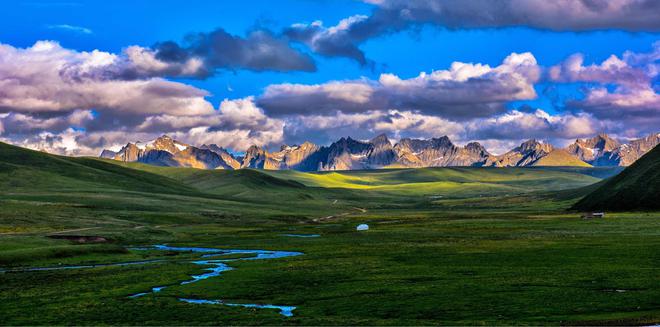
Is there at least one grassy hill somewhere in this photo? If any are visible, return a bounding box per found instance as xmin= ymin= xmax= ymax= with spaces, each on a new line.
xmin=0 ymin=142 xmax=326 ymax=203
xmin=532 ymin=149 xmax=591 ymax=167
xmin=0 ymin=142 xmax=194 ymax=195
xmin=573 ymin=144 xmax=660 ymax=211
xmin=264 ymin=166 xmax=603 ymax=198
xmin=0 ymin=142 xmax=340 ymax=229
xmin=105 ymin=160 xmax=346 ymax=203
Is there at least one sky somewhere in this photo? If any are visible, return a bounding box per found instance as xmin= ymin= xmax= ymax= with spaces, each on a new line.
xmin=0 ymin=0 xmax=658 ymax=155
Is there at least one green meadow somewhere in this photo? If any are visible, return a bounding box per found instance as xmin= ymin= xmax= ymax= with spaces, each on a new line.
xmin=1 ymin=142 xmax=658 ymax=325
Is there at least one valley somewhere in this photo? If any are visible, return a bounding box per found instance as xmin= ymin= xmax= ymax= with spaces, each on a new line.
xmin=2 ymin=2 xmax=659 ymax=325
xmin=1 ymin=142 xmax=659 ymax=325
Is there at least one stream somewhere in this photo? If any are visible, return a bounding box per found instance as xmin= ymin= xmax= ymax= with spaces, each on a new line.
xmin=2 ymin=244 xmax=303 ymax=317
xmin=128 ymin=245 xmax=303 ymax=317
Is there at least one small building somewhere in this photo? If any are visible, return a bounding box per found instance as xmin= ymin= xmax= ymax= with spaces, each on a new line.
xmin=581 ymin=212 xmax=605 ymax=219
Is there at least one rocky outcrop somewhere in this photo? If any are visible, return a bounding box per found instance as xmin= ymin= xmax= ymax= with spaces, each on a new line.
xmin=200 ymin=144 xmax=241 ymax=169
xmin=566 ymin=134 xmax=620 ymax=165
xmin=106 ymin=135 xmax=238 ymax=170
xmin=99 ymin=149 xmax=117 ymax=159
xmin=367 ymin=134 xmax=396 ymax=167
xmin=485 ymin=140 xmax=553 ymax=167
xmin=393 ymin=136 xmax=490 ymax=167
xmin=615 ymin=133 xmax=660 ymax=166
xmin=567 ymin=133 xmax=660 ymax=166
xmin=317 ymin=137 xmax=373 ymax=171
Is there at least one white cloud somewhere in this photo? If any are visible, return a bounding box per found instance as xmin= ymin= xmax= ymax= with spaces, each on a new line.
xmin=258 ymin=52 xmax=540 ymax=119
xmin=46 ymin=24 xmax=93 ymax=34
xmin=466 ymin=109 xmax=602 ymax=142
xmin=0 ymin=41 xmax=214 ymax=117
xmin=550 ymin=46 xmax=660 ymax=131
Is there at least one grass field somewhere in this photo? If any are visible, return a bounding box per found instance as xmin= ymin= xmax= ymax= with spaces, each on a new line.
xmin=1 ymin=143 xmax=658 ymax=325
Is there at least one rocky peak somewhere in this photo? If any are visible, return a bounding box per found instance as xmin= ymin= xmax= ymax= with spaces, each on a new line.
xmin=100 ymin=149 xmax=117 ymax=159
xmin=370 ymin=133 xmax=391 ymax=146
xmin=517 ymin=139 xmax=553 ymax=154
xmin=465 ymin=142 xmax=488 ymax=155
xmin=245 ymin=145 xmax=266 ymax=157
xmin=116 ymin=143 xmax=141 ymax=162
xmin=150 ymin=135 xmax=179 ymax=153
xmin=199 ymin=144 xmax=240 ymax=169
xmin=332 ymin=137 xmax=371 ymax=153
xmin=241 ymin=145 xmax=271 ymax=169
xmin=200 ymin=144 xmax=227 ymax=154
xmin=431 ymin=136 xmax=453 ymax=148
xmin=592 ymin=133 xmax=620 ymax=151
xmin=577 ymin=133 xmax=620 ymax=151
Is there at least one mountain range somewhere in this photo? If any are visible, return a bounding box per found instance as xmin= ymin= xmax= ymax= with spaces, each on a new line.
xmin=100 ymin=133 xmax=660 ymax=171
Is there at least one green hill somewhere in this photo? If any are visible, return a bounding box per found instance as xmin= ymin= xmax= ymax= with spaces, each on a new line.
xmin=532 ymin=149 xmax=591 ymax=167
xmin=573 ymin=144 xmax=660 ymax=211
xmin=104 ymin=160 xmax=328 ymax=203
xmin=0 ymin=142 xmax=194 ymax=195
xmin=0 ymin=142 xmax=326 ymax=204
xmin=264 ymin=166 xmax=604 ymax=198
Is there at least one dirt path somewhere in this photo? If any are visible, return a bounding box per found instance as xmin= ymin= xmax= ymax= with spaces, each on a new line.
xmin=1 ymin=226 xmax=102 ymax=236
xmin=48 ymin=227 xmax=100 ymax=235
xmin=313 ymin=207 xmax=368 ymax=222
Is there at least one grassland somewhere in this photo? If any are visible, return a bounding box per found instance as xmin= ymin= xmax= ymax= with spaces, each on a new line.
xmin=0 ymin=142 xmax=658 ymax=325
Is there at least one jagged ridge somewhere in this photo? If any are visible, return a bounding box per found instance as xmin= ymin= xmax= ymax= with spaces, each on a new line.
xmin=101 ymin=132 xmax=660 ymax=171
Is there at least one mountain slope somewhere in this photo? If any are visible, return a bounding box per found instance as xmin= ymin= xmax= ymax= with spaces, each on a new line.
xmin=485 ymin=140 xmax=553 ymax=167
xmin=567 ymin=133 xmax=660 ymax=166
xmin=532 ymin=149 xmax=591 ymax=167
xmin=106 ymin=160 xmax=324 ymax=203
xmin=573 ymin=145 xmax=660 ymax=211
xmin=110 ymin=135 xmax=238 ymax=169
xmin=0 ymin=141 xmax=318 ymax=201
xmin=0 ymin=141 xmax=195 ymax=194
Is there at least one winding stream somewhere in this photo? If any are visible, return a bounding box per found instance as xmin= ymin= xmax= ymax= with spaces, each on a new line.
xmin=129 ymin=245 xmax=303 ymax=317
xmin=2 ymin=244 xmax=303 ymax=317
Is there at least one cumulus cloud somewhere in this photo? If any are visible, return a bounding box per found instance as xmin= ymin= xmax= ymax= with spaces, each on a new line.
xmin=370 ymin=0 xmax=660 ymax=31
xmin=137 ymin=97 xmax=285 ymax=150
xmin=258 ymin=52 xmax=539 ymax=119
xmin=3 ymin=128 xmax=90 ymax=156
xmin=568 ymin=86 xmax=660 ymax=126
xmin=151 ymin=28 xmax=316 ymax=77
xmin=0 ymin=110 xmax=93 ymax=135
xmin=287 ymin=0 xmax=660 ymax=64
xmin=0 ymin=41 xmax=215 ymax=118
xmin=283 ymin=110 xmax=464 ymax=145
xmin=285 ymin=15 xmax=372 ymax=66
xmin=0 ymin=41 xmax=288 ymax=155
xmin=466 ymin=108 xmax=602 ymax=141
xmin=549 ymin=53 xmax=651 ymax=86
xmin=550 ymin=45 xmax=660 ymax=132
xmin=5 ymin=99 xmax=285 ymax=156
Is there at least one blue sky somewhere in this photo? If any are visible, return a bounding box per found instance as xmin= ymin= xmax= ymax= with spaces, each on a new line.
xmin=0 ymin=0 xmax=658 ymax=154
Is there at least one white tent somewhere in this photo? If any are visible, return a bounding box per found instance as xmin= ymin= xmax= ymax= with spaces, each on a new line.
xmin=356 ymin=224 xmax=369 ymax=231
